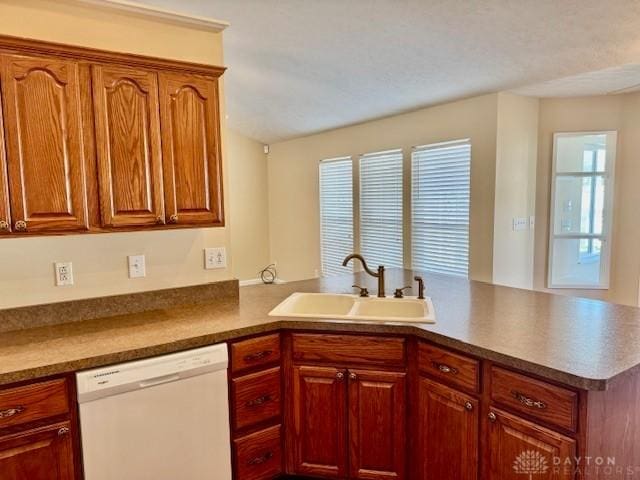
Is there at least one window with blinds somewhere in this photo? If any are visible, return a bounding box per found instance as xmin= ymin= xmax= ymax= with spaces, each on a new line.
xmin=411 ymin=140 xmax=471 ymax=277
xmin=319 ymin=157 xmax=354 ymax=276
xmin=360 ymin=149 xmax=404 ymax=268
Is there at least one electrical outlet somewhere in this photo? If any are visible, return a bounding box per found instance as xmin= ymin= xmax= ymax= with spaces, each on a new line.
xmin=128 ymin=255 xmax=146 ymax=278
xmin=204 ymin=247 xmax=227 ymax=270
xmin=54 ymin=262 xmax=74 ymax=286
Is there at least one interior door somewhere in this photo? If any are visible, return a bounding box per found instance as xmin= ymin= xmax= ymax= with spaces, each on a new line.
xmin=418 ymin=377 xmax=478 ymax=480
xmin=348 ymin=369 xmax=406 ymax=480
xmin=487 ymin=408 xmax=575 ymax=480
xmin=1 ymin=54 xmax=89 ymax=233
xmin=292 ymin=365 xmax=347 ymax=478
xmin=92 ymin=64 xmax=164 ymax=227
xmin=0 ymin=422 xmax=75 ymax=480
xmin=158 ymin=72 xmax=223 ymax=226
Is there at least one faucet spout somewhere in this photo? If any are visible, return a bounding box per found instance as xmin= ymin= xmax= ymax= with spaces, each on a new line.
xmin=342 ymin=253 xmax=386 ymax=297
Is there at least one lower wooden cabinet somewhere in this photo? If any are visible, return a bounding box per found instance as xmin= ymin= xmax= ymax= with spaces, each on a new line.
xmin=291 ymin=365 xmax=347 ymax=478
xmin=486 ymin=408 xmax=575 ymax=480
xmin=233 ymin=425 xmax=282 ymax=480
xmin=418 ymin=377 xmax=478 ymax=480
xmin=0 ymin=421 xmax=76 ymax=480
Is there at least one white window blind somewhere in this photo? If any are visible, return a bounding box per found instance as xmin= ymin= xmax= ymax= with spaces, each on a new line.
xmin=359 ymin=149 xmax=403 ymax=268
xmin=411 ymin=140 xmax=471 ymax=277
xmin=319 ymin=157 xmax=354 ymax=276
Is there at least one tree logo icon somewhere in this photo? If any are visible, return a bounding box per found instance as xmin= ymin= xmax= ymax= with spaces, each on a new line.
xmin=513 ymin=450 xmax=549 ymax=478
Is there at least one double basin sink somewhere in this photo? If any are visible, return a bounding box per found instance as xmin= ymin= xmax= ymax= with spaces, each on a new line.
xmin=269 ymin=292 xmax=436 ymax=323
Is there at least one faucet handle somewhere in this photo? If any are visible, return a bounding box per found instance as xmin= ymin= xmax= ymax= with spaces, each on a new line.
xmin=393 ymin=286 xmax=412 ymax=298
xmin=352 ymin=285 xmax=369 ymax=297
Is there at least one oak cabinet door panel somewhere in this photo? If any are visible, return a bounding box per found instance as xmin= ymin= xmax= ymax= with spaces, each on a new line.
xmin=92 ymin=64 xmax=164 ymax=227
xmin=348 ymin=369 xmax=406 ymax=480
xmin=0 ymin=422 xmax=75 ymax=480
xmin=158 ymin=72 xmax=223 ymax=226
xmin=418 ymin=378 xmax=478 ymax=480
xmin=1 ymin=54 xmax=89 ymax=233
xmin=292 ymin=365 xmax=347 ymax=478
xmin=487 ymin=408 xmax=575 ymax=480
xmin=0 ymin=81 xmax=9 ymax=234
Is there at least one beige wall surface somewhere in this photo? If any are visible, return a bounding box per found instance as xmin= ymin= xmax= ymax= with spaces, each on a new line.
xmin=227 ymin=129 xmax=270 ymax=281
xmin=0 ymin=0 xmax=233 ymax=308
xmin=534 ymin=94 xmax=640 ymax=306
xmin=493 ymin=93 xmax=539 ymax=289
xmin=267 ymin=94 xmax=499 ymax=283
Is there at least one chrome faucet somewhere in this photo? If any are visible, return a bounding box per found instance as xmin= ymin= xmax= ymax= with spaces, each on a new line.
xmin=342 ymin=254 xmax=385 ymax=298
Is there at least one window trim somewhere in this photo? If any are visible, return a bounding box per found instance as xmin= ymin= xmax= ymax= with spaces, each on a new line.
xmin=547 ymin=131 xmax=617 ymax=289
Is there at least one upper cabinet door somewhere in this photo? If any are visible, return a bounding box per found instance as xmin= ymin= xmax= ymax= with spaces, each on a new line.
xmin=1 ymin=54 xmax=89 ymax=233
xmin=0 ymin=85 xmax=10 ymax=235
xmin=92 ymin=65 xmax=164 ymax=227
xmin=158 ymin=72 xmax=223 ymax=226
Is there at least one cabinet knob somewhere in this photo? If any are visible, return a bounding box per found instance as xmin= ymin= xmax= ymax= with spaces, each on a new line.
xmin=168 ymin=214 xmax=178 ymax=224
xmin=349 ymin=372 xmax=357 ymax=381
xmin=0 ymin=220 xmax=9 ymax=232
xmin=464 ymin=401 xmax=473 ymax=411
xmin=336 ymin=372 xmax=344 ymax=380
xmin=57 ymin=427 xmax=70 ymax=436
xmin=488 ymin=412 xmax=497 ymax=423
xmin=156 ymin=216 xmax=164 ymax=224
xmin=14 ymin=220 xmax=27 ymax=231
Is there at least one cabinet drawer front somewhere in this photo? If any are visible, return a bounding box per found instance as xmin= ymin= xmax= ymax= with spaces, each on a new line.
xmin=231 ymin=334 xmax=281 ymax=374
xmin=232 ymin=367 xmax=281 ymax=431
xmin=234 ymin=424 xmax=282 ymax=480
xmin=292 ymin=334 xmax=405 ymax=367
xmin=418 ymin=343 xmax=480 ymax=393
xmin=490 ymin=367 xmax=578 ymax=432
xmin=0 ymin=379 xmax=69 ymax=430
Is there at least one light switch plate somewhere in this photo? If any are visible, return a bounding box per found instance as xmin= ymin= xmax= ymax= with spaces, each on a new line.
xmin=205 ymin=247 xmax=227 ymax=269
xmin=128 ymin=255 xmax=146 ymax=278
xmin=54 ymin=262 xmax=74 ymax=286
xmin=512 ymin=217 xmax=529 ymax=231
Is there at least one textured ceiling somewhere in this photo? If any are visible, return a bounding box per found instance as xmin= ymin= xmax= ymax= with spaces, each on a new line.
xmin=136 ymin=0 xmax=640 ymax=143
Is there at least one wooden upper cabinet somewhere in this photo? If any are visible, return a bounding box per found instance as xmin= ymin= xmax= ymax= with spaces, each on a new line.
xmin=418 ymin=378 xmax=478 ymax=480
xmin=0 ymin=87 xmax=9 ymax=235
xmin=92 ymin=64 xmax=164 ymax=227
xmin=0 ymin=54 xmax=89 ymax=233
xmin=348 ymin=369 xmax=406 ymax=480
xmin=158 ymin=72 xmax=223 ymax=226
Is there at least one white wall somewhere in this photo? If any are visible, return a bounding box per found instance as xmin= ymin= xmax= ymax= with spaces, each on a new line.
xmin=267 ymin=94 xmax=499 ymax=283
xmin=493 ymin=93 xmax=539 ymax=289
xmin=0 ymin=0 xmax=233 ymax=308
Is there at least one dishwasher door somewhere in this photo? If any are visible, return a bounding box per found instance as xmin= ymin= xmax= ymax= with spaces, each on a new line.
xmin=77 ymin=344 xmax=232 ymax=480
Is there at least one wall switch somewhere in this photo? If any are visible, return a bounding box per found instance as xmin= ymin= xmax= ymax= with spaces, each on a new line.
xmin=54 ymin=262 xmax=74 ymax=286
xmin=512 ymin=217 xmax=529 ymax=231
xmin=205 ymin=247 xmax=227 ymax=269
xmin=128 ymin=255 xmax=146 ymax=278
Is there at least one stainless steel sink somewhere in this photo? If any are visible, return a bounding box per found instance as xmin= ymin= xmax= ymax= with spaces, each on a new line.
xmin=269 ymin=292 xmax=435 ymax=323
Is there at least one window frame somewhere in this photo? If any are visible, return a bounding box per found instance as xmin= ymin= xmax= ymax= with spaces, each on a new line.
xmin=547 ymin=131 xmax=617 ymax=289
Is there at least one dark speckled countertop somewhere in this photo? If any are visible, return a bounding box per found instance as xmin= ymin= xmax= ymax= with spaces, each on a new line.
xmin=1 ymin=269 xmax=639 ymax=390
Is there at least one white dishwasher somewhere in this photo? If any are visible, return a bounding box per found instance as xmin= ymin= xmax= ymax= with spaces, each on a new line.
xmin=76 ymin=344 xmax=232 ymax=480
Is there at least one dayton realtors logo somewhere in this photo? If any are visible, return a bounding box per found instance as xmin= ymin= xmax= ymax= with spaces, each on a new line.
xmin=513 ymin=450 xmax=549 ymax=478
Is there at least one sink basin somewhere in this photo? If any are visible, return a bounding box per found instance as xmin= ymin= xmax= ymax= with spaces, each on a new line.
xmin=269 ymin=292 xmax=435 ymax=323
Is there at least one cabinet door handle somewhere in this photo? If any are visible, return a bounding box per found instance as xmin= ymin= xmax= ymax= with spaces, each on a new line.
xmin=247 ymin=451 xmax=273 ymax=466
xmin=168 ymin=214 xmax=178 ymax=224
xmin=488 ymin=412 xmax=497 ymax=422
xmin=14 ymin=220 xmax=27 ymax=232
xmin=246 ymin=394 xmax=273 ymax=407
xmin=336 ymin=372 xmax=344 ymax=381
xmin=57 ymin=427 xmax=70 ymax=436
xmin=464 ymin=401 xmax=473 ymax=411
xmin=243 ymin=350 xmax=273 ymax=363
xmin=432 ymin=362 xmax=458 ymax=375
xmin=349 ymin=372 xmax=357 ymax=381
xmin=0 ymin=220 xmax=9 ymax=232
xmin=155 ymin=216 xmax=164 ymax=224
xmin=512 ymin=390 xmax=547 ymax=410
xmin=0 ymin=406 xmax=24 ymax=419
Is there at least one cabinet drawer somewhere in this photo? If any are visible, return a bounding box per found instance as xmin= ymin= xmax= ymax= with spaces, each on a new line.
xmin=232 ymin=367 xmax=281 ymax=431
xmin=0 ymin=379 xmax=69 ymax=430
xmin=490 ymin=366 xmax=578 ymax=432
xmin=292 ymin=334 xmax=405 ymax=367
xmin=418 ymin=343 xmax=480 ymax=393
xmin=231 ymin=334 xmax=281 ymax=374
xmin=234 ymin=424 xmax=282 ymax=480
